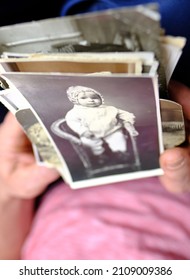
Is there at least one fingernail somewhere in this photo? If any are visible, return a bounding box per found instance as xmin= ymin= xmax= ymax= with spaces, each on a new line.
xmin=165 ymin=155 xmax=185 ymax=170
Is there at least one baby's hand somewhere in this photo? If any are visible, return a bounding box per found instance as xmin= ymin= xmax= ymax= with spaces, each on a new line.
xmin=129 ymin=129 xmax=139 ymax=136
xmin=125 ymin=124 xmax=139 ymax=136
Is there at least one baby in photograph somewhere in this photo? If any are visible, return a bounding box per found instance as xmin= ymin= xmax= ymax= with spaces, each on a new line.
xmin=65 ymin=85 xmax=139 ymax=162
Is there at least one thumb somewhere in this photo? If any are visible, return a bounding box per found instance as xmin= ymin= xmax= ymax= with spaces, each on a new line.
xmin=159 ymin=147 xmax=190 ymax=193
xmin=10 ymin=164 xmax=61 ymax=199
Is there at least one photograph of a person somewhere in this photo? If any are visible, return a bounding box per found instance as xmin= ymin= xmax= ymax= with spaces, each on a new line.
xmin=0 ymin=72 xmax=163 ymax=188
xmin=51 ymin=85 xmax=140 ymax=177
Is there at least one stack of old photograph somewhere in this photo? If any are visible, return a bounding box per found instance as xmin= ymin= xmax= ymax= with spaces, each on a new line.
xmin=0 ymin=3 xmax=186 ymax=189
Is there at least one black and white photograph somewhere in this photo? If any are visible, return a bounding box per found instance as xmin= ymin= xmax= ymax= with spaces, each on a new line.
xmin=1 ymin=72 xmax=163 ymax=188
xmin=160 ymin=99 xmax=185 ymax=149
xmin=0 ymin=4 xmax=167 ymax=97
xmin=0 ymin=4 xmax=161 ymax=55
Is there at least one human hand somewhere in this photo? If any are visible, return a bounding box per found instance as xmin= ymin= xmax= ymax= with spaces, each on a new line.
xmin=159 ymin=80 xmax=190 ymax=192
xmin=0 ymin=112 xmax=60 ymax=200
xmin=129 ymin=129 xmax=139 ymax=137
xmin=125 ymin=123 xmax=139 ymax=136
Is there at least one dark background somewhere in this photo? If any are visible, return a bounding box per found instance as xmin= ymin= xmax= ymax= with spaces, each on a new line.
xmin=0 ymin=0 xmax=63 ymax=26
xmin=0 ymin=0 xmax=63 ymax=122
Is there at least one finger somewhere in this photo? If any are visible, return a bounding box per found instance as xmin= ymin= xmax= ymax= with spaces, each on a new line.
xmin=9 ymin=164 xmax=60 ymax=199
xmin=0 ymin=112 xmax=31 ymax=153
xmin=159 ymin=147 xmax=190 ymax=192
xmin=1 ymin=112 xmax=23 ymax=137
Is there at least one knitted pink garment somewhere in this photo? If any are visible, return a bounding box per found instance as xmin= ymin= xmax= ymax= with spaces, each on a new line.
xmin=21 ymin=177 xmax=190 ymax=260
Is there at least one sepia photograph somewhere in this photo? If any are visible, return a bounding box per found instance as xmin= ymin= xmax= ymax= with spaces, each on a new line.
xmin=0 ymin=59 xmax=142 ymax=74
xmin=0 ymin=51 xmax=158 ymax=75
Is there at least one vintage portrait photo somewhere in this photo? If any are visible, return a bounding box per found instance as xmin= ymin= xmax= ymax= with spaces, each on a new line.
xmin=1 ymin=72 xmax=163 ymax=188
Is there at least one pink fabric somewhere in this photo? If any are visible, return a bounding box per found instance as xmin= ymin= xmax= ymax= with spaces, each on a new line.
xmin=21 ymin=177 xmax=190 ymax=260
